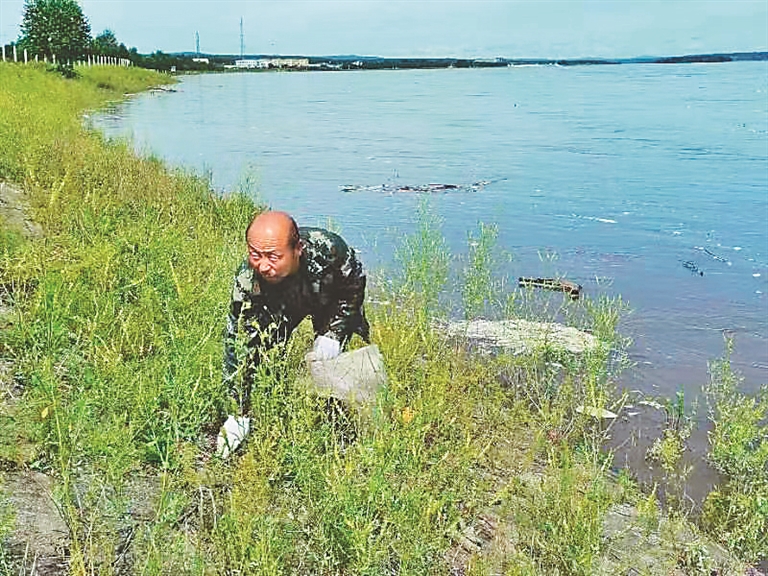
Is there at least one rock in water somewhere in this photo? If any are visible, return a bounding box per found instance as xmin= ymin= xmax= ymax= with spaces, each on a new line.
xmin=443 ymin=319 xmax=600 ymax=355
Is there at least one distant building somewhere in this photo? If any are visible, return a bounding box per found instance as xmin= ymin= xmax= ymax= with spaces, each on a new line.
xmin=235 ymin=59 xmax=262 ymax=69
xmin=309 ymin=62 xmax=343 ymax=70
xmin=266 ymin=58 xmax=309 ymax=69
xmin=234 ymin=58 xmax=309 ymax=70
xmin=192 ymin=57 xmax=209 ymax=64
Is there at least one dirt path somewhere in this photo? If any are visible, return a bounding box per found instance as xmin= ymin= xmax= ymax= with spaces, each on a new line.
xmin=1 ymin=180 xmax=67 ymax=574
xmin=0 ymin=180 xmax=42 ymax=239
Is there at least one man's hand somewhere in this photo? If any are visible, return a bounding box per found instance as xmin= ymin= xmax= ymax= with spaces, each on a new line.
xmin=313 ymin=335 xmax=341 ymax=360
xmin=216 ymin=415 xmax=251 ymax=459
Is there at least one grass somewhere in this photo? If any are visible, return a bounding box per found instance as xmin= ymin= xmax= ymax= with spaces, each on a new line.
xmin=701 ymin=339 xmax=768 ymax=564
xmin=0 ymin=61 xmax=762 ymax=574
xmin=634 ymin=339 xmax=768 ymax=566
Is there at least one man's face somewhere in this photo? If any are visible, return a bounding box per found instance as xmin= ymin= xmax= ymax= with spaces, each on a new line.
xmin=246 ymin=224 xmax=302 ymax=284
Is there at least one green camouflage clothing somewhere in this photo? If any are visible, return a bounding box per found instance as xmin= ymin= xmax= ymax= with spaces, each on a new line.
xmin=223 ymin=227 xmax=369 ymax=407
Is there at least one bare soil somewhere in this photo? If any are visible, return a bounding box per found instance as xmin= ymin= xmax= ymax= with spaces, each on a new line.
xmin=0 ymin=181 xmax=42 ymax=239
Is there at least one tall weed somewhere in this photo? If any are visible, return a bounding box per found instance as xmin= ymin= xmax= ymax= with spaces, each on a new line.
xmin=702 ymin=339 xmax=768 ymax=563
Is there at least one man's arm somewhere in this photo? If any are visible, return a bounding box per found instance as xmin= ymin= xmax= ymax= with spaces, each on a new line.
xmin=223 ymin=299 xmax=242 ymax=386
xmin=223 ymin=261 xmax=250 ymax=386
xmin=326 ymin=243 xmax=370 ymax=344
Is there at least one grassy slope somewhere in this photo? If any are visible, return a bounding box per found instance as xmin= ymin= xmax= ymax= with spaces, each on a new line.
xmin=0 ymin=63 xmax=761 ymax=575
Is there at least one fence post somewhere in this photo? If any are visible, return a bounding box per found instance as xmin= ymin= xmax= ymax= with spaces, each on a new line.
xmin=24 ymin=49 xmax=28 ymax=64
xmin=53 ymin=53 xmax=56 ymax=65
xmin=1 ymin=45 xmax=5 ymax=62
xmin=13 ymin=45 xmax=17 ymax=62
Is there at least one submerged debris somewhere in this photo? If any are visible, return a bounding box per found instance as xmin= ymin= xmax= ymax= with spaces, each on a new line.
xmin=683 ymin=260 xmax=704 ymax=276
xmin=340 ymin=180 xmax=493 ymax=194
xmin=518 ymin=276 xmax=582 ymax=299
xmin=696 ymin=246 xmax=732 ymax=265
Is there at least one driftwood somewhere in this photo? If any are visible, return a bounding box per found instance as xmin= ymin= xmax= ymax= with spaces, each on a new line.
xmin=518 ymin=277 xmax=582 ymax=300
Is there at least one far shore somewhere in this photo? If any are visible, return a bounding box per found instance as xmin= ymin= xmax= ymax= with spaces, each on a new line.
xmin=120 ymin=50 xmax=768 ymax=74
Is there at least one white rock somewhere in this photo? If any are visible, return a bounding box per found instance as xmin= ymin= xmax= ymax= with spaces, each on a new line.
xmin=443 ymin=319 xmax=600 ymax=355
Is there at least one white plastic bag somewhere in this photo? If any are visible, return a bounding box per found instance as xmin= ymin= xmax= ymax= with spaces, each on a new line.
xmin=305 ymin=344 xmax=387 ymax=406
xmin=215 ymin=415 xmax=251 ymax=459
xmin=312 ymin=335 xmax=341 ymax=360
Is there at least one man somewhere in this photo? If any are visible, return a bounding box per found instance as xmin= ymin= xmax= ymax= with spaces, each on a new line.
xmin=218 ymin=211 xmax=370 ymax=456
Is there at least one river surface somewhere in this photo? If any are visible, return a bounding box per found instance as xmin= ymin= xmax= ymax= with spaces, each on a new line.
xmin=94 ymin=63 xmax=768 ymax=495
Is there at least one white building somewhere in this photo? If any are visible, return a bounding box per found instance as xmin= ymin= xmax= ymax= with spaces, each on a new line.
xmin=234 ymin=58 xmax=308 ymax=70
xmin=234 ymin=59 xmax=263 ymax=69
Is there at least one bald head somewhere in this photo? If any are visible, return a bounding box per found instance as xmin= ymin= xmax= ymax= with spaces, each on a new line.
xmin=246 ymin=211 xmax=299 ymax=246
xmin=246 ymin=211 xmax=302 ymax=284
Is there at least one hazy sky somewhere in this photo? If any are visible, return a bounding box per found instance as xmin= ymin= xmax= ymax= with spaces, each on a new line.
xmin=1 ymin=0 xmax=766 ymax=58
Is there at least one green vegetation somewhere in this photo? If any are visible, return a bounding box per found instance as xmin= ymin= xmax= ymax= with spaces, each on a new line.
xmin=0 ymin=62 xmax=762 ymax=574
xmin=645 ymin=389 xmax=694 ymax=507
xmin=8 ymin=0 xmax=157 ymax=74
xmin=91 ymin=29 xmax=129 ymax=60
xmin=637 ymin=341 xmax=768 ymax=566
xmin=702 ymin=340 xmax=768 ymax=564
xmin=18 ymin=0 xmax=91 ymax=73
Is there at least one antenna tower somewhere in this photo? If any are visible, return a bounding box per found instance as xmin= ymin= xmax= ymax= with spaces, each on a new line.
xmin=239 ymin=17 xmax=244 ymax=59
xmin=195 ymin=31 xmax=200 ymax=56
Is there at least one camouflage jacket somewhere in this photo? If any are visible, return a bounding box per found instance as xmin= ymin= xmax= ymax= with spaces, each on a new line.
xmin=223 ymin=227 xmax=369 ymax=385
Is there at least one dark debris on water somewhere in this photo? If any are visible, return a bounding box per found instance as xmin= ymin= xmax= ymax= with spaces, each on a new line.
xmin=340 ymin=180 xmax=497 ymax=194
xmin=683 ymin=260 xmax=705 ymax=276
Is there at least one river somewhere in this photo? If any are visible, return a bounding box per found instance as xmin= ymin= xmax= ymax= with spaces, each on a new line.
xmin=94 ymin=62 xmax=768 ymax=496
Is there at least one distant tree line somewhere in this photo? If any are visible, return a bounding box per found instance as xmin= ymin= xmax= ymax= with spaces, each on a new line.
xmin=0 ymin=0 xmax=126 ymax=73
xmin=2 ymin=0 xmax=218 ymax=74
xmin=4 ymin=0 xmax=766 ymax=76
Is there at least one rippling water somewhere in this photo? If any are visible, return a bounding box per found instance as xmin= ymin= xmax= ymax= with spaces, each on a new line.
xmin=95 ymin=63 xmax=768 ymax=408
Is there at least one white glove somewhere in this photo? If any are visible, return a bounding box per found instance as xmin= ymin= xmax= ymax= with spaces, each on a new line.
xmin=313 ymin=335 xmax=341 ymax=360
xmin=215 ymin=415 xmax=251 ymax=459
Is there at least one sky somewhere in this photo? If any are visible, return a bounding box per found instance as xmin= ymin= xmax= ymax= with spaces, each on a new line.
xmin=1 ymin=0 xmax=766 ymax=59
